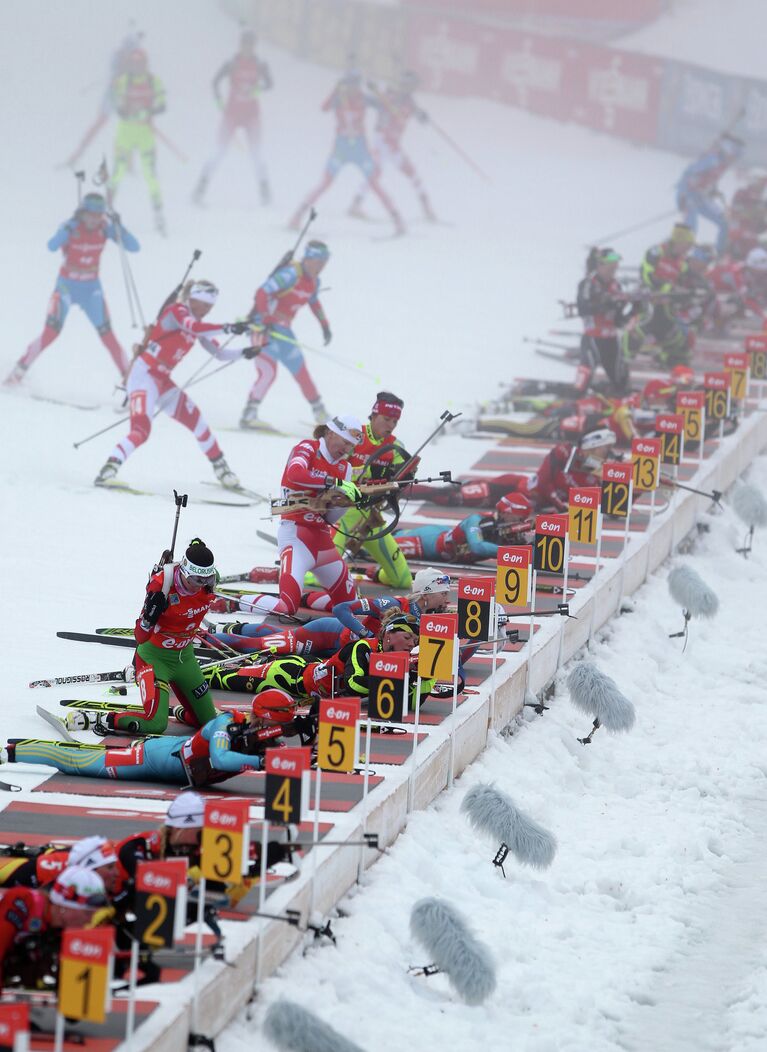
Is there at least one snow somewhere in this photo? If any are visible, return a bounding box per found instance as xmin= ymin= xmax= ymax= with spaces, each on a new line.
xmin=0 ymin=0 xmax=765 ymax=1048
xmin=218 ymin=453 xmax=767 ymax=1052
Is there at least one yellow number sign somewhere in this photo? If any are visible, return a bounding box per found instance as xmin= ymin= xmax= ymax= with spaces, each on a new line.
xmin=495 ymin=546 xmax=532 ymax=607
xmin=317 ymin=699 xmax=360 ymax=773
xmin=418 ymin=613 xmax=458 ymax=680
xmin=59 ymin=928 xmax=114 ymax=1023
xmin=630 ymin=437 xmax=661 ymax=492
xmin=568 ymin=487 xmax=601 ymax=546
xmin=201 ymin=799 xmax=250 ymax=882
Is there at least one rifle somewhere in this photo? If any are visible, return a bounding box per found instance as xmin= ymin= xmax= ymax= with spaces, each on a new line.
xmin=132 ymin=249 xmax=202 ymax=360
xmin=269 ymin=473 xmax=453 ymax=543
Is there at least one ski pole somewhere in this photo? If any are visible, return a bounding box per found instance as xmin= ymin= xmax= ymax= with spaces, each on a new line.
xmin=98 ymin=161 xmax=145 ymax=330
xmin=589 ymin=208 xmax=677 ymax=246
xmin=395 ymin=410 xmax=462 ymax=480
xmin=260 ymin=327 xmax=381 ymax=381
xmin=523 ymin=336 xmax=580 ymax=353
xmin=151 ymin=124 xmax=188 ymax=163
xmin=73 ymin=357 xmax=239 ymax=449
xmin=166 ymin=490 xmax=188 ymax=563
xmin=427 ymin=117 xmax=491 ymax=183
xmin=270 ymin=208 xmax=317 ymax=276
xmin=74 ymin=170 xmax=85 ymax=206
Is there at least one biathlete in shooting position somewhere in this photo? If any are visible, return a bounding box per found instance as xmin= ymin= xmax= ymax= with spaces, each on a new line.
xmin=210 ymin=566 xmax=452 ymax=653
xmin=234 ymin=614 xmax=435 ymax=710
xmin=4 ymin=193 xmax=139 ymax=387
xmin=193 ymin=29 xmax=273 ymax=207
xmin=8 ymin=691 xmax=298 ymax=788
xmin=333 ymin=390 xmax=416 ymax=588
xmin=95 ymin=280 xmax=262 ymax=490
xmin=289 ymin=70 xmax=405 ymax=236
xmin=405 ymin=429 xmax=616 ymax=512
xmin=66 ymin=539 xmax=224 ymax=737
xmin=240 ymin=240 xmax=330 ymax=430
xmin=348 ymin=70 xmax=436 ymax=223
xmin=236 ymin=414 xmax=363 ymax=617
xmin=394 ymin=495 xmax=534 ymax=565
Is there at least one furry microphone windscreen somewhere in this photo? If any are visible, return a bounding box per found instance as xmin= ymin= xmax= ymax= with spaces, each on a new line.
xmin=667 ymin=565 xmax=719 ymax=619
xmin=461 ymin=783 xmax=557 ymax=869
xmin=264 ymin=1000 xmax=367 ymax=1052
xmin=410 ymin=898 xmax=496 ymax=1006
xmin=567 ymin=662 xmax=636 ymax=733
xmin=732 ymin=484 xmax=767 ymax=529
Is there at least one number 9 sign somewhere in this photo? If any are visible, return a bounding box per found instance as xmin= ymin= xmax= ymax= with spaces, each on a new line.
xmin=495 ymin=546 xmax=532 ymax=607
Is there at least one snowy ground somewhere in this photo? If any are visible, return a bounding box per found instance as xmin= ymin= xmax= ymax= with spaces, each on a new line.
xmin=219 ymin=454 xmax=767 ymax=1052
xmin=1 ymin=0 xmax=766 ymax=1049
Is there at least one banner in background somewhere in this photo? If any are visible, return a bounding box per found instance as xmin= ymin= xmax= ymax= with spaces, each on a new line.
xmin=247 ymin=0 xmax=765 ymax=162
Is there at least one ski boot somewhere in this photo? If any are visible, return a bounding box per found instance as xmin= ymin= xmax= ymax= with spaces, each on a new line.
xmin=419 ymin=193 xmax=437 ymax=222
xmin=153 ymin=203 xmax=167 ymax=237
xmin=310 ymin=398 xmax=328 ymax=424
xmin=211 ymin=454 xmax=240 ymax=489
xmin=3 ymin=361 xmax=27 ymax=388
xmin=64 ymin=711 xmax=112 ymax=735
xmin=172 ymin=705 xmax=194 ymax=725
xmin=94 ymin=457 xmax=121 ymax=487
xmin=240 ymin=400 xmax=262 ymax=430
xmin=260 ymin=178 xmax=271 ymax=206
xmin=192 ymin=175 xmax=208 ymax=207
xmin=347 ymin=198 xmax=369 ymax=221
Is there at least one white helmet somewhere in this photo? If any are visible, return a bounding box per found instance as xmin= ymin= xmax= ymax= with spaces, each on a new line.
xmin=580 ymin=428 xmax=615 ymax=452
xmin=747 ymin=247 xmax=767 ymax=272
xmin=186 ymin=280 xmax=219 ymax=305
xmin=165 ymin=791 xmax=205 ymax=828
xmin=326 ymin=413 xmax=364 ymax=445
xmin=412 ymin=568 xmax=451 ymax=596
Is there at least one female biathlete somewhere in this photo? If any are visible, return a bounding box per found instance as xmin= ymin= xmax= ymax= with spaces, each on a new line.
xmin=235 ymin=414 xmax=364 ymax=617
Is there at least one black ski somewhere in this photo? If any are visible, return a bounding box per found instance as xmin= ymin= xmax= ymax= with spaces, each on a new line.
xmin=56 ymin=631 xmax=221 ymax=661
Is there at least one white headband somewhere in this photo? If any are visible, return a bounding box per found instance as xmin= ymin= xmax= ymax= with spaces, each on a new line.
xmin=180 ymin=554 xmax=216 ymax=578
xmin=188 ymin=284 xmax=219 ymax=305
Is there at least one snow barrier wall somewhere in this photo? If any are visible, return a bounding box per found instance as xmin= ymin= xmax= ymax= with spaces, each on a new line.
xmin=244 ymin=0 xmax=767 ymax=164
xmin=133 ymin=408 xmax=767 ymax=1052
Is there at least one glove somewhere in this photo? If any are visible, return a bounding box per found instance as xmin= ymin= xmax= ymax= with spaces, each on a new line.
xmin=496 ymin=610 xmax=510 ymax=629
xmin=321 ymin=324 xmax=332 ymax=346
xmin=209 ymin=596 xmax=239 ymax=613
xmin=333 ymin=478 xmax=361 ymax=503
xmin=142 ymin=590 xmax=168 ymax=627
xmin=224 ymin=321 xmax=250 ymax=335
xmin=242 ymin=345 xmax=262 ymax=359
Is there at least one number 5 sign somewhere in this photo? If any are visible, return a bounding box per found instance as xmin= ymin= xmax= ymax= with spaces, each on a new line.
xmin=59 ymin=927 xmax=114 ymax=1024
xmin=317 ymin=698 xmax=361 ymax=773
xmin=418 ymin=613 xmax=458 ymax=680
xmin=201 ymin=799 xmax=251 ymax=883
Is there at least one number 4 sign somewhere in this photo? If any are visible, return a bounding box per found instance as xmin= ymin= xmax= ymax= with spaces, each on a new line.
xmin=264 ymin=746 xmax=311 ymax=823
